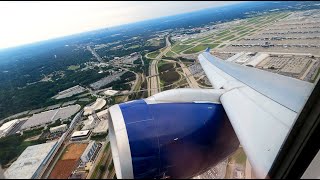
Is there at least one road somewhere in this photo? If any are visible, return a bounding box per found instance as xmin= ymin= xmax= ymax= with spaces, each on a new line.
xmin=120 ymin=67 xmax=140 ymax=102
xmin=162 ymin=59 xmax=200 ymax=88
xmin=148 ymin=35 xmax=172 ymax=96
xmin=87 ymin=46 xmax=103 ymax=62
xmin=178 ymin=60 xmax=200 ymax=88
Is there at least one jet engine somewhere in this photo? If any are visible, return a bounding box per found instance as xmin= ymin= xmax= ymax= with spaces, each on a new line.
xmin=108 ymin=89 xmax=239 ymax=179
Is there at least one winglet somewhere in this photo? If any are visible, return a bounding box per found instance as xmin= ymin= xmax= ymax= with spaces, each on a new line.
xmin=205 ymin=47 xmax=210 ymax=52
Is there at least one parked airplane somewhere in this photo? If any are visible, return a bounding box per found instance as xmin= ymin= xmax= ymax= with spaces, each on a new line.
xmin=107 ymin=48 xmax=314 ymax=179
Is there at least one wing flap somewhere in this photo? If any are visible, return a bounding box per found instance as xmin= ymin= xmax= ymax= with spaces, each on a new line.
xmin=198 ymin=52 xmax=314 ymax=113
xmin=220 ymin=87 xmax=295 ymax=178
xmin=198 ymin=52 xmax=314 ymax=178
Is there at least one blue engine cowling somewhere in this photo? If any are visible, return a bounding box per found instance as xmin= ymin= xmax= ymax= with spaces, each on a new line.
xmin=108 ymin=99 xmax=239 ymax=179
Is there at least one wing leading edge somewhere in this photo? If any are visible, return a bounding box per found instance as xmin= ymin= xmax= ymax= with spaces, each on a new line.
xmin=198 ymin=52 xmax=314 ymax=178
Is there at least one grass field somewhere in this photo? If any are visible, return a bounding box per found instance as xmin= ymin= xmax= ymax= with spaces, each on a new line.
xmin=147 ymin=50 xmax=160 ymax=59
xmin=220 ymin=35 xmax=236 ymax=41
xmin=219 ymin=44 xmax=226 ymax=48
xmin=160 ymin=70 xmax=180 ymax=84
xmin=201 ymin=39 xmax=214 ymax=44
xmin=67 ymin=65 xmax=80 ymax=71
xmin=184 ymin=44 xmax=219 ymax=54
xmin=232 ymin=26 xmax=246 ymax=31
xmin=232 ymin=147 xmax=247 ymax=165
xmin=158 ymin=63 xmax=175 ymax=72
xmin=165 ymin=50 xmax=176 ymax=57
xmin=171 ymin=44 xmax=193 ymax=54
xmin=217 ymin=30 xmax=230 ymax=37
xmin=146 ymin=39 xmax=161 ymax=46
xmin=127 ymin=45 xmax=140 ymax=49
xmin=182 ymin=38 xmax=198 ymax=44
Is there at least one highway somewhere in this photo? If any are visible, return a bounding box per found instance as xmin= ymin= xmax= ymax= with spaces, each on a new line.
xmin=120 ymin=67 xmax=140 ymax=102
xmin=87 ymin=46 xmax=103 ymax=62
xmin=178 ymin=60 xmax=200 ymax=88
xmin=148 ymin=35 xmax=172 ymax=96
xmin=162 ymin=59 xmax=200 ymax=88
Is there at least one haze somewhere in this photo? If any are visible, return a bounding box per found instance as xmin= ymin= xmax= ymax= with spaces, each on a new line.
xmin=0 ymin=1 xmax=243 ymax=49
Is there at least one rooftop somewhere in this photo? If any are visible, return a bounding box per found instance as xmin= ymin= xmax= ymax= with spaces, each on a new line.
xmin=21 ymin=104 xmax=80 ymax=130
xmin=93 ymin=120 xmax=108 ymax=134
xmin=4 ymin=141 xmax=57 ymax=179
xmin=72 ymin=130 xmax=90 ymax=137
xmin=83 ymin=98 xmax=106 ymax=116
xmin=104 ymin=90 xmax=119 ymax=96
xmin=0 ymin=119 xmax=20 ymax=132
xmin=50 ymin=124 xmax=68 ymax=131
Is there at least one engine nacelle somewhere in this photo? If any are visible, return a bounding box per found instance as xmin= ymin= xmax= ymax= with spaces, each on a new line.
xmin=108 ymin=90 xmax=239 ymax=179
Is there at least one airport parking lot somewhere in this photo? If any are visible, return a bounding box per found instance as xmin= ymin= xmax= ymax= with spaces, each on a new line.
xmin=226 ymin=10 xmax=320 ymax=56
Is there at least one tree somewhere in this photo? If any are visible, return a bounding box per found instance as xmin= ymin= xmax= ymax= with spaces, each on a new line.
xmin=99 ymin=165 xmax=106 ymax=172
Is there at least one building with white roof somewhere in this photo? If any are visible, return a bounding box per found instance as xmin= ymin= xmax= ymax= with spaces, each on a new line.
xmin=4 ymin=141 xmax=57 ymax=179
xmin=104 ymin=90 xmax=119 ymax=96
xmin=71 ymin=130 xmax=91 ymax=141
xmin=0 ymin=119 xmax=21 ymax=138
xmin=80 ymin=141 xmax=99 ymax=163
xmin=49 ymin=124 xmax=68 ymax=133
xmin=82 ymin=116 xmax=99 ymax=130
xmin=20 ymin=104 xmax=80 ymax=130
xmin=92 ymin=120 xmax=108 ymax=136
xmin=83 ymin=98 xmax=106 ymax=116
xmin=92 ymin=109 xmax=109 ymax=135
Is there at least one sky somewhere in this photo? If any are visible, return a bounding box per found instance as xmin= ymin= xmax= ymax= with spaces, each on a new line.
xmin=0 ymin=1 xmax=244 ymax=49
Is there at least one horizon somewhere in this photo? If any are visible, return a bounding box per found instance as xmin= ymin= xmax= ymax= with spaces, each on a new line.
xmin=0 ymin=1 xmax=245 ymax=50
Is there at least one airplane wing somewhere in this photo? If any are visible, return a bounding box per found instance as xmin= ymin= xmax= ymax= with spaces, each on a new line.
xmin=198 ymin=52 xmax=314 ymax=178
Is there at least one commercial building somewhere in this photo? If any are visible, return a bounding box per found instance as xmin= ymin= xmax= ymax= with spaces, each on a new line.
xmin=92 ymin=109 xmax=109 ymax=135
xmin=82 ymin=116 xmax=99 ymax=130
xmin=55 ymin=85 xmax=86 ymax=100
xmin=0 ymin=119 xmax=21 ymax=138
xmin=104 ymin=90 xmax=119 ymax=96
xmin=83 ymin=98 xmax=106 ymax=116
xmin=80 ymin=141 xmax=99 ymax=163
xmin=92 ymin=120 xmax=108 ymax=136
xmin=20 ymin=104 xmax=80 ymax=130
xmin=50 ymin=124 xmax=68 ymax=133
xmin=71 ymin=130 xmax=91 ymax=141
xmin=4 ymin=141 xmax=58 ymax=179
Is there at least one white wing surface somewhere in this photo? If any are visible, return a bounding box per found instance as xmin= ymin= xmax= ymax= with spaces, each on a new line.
xmin=198 ymin=52 xmax=314 ymax=178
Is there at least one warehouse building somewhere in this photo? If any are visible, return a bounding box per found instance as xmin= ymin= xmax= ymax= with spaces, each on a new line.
xmin=20 ymin=104 xmax=80 ymax=131
xmin=4 ymin=141 xmax=58 ymax=179
xmin=80 ymin=141 xmax=99 ymax=163
xmin=82 ymin=115 xmax=99 ymax=130
xmin=0 ymin=119 xmax=21 ymax=138
xmin=83 ymin=98 xmax=106 ymax=116
xmin=49 ymin=124 xmax=68 ymax=133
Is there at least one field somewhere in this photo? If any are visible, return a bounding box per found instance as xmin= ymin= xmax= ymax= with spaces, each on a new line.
xmin=49 ymin=143 xmax=88 ymax=179
xmin=158 ymin=62 xmax=175 ymax=72
xmin=171 ymin=44 xmax=193 ymax=53
xmin=67 ymin=65 xmax=80 ymax=71
xmin=160 ymin=70 xmax=180 ymax=84
xmin=220 ymin=35 xmax=235 ymax=41
xmin=147 ymin=50 xmax=160 ymax=59
xmin=184 ymin=44 xmax=219 ymax=54
xmin=165 ymin=50 xmax=176 ymax=57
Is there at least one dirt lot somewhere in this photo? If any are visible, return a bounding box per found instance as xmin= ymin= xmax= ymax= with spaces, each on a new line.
xmin=61 ymin=143 xmax=88 ymax=160
xmin=48 ymin=143 xmax=88 ymax=179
